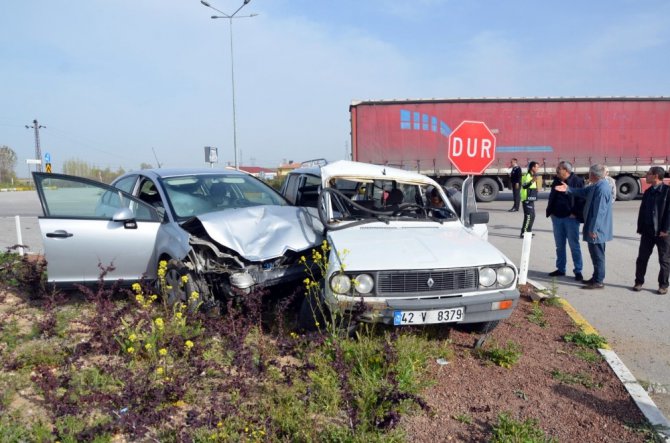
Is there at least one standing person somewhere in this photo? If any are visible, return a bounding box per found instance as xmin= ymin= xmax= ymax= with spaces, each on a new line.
xmin=633 ymin=167 xmax=670 ymax=294
xmin=509 ymin=158 xmax=522 ymax=212
xmin=555 ymin=164 xmax=613 ymax=289
xmin=519 ymin=161 xmax=539 ymax=238
xmin=546 ymin=161 xmax=585 ymax=281
xmin=603 ymin=165 xmax=617 ymax=203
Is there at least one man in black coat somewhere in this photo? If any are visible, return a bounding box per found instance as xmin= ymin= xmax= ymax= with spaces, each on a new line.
xmin=546 ymin=161 xmax=585 ymax=281
xmin=508 ymin=158 xmax=522 ymax=212
xmin=633 ymin=166 xmax=670 ymax=294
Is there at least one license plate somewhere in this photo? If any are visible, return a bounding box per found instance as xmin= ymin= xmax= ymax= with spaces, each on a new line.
xmin=393 ymin=307 xmax=464 ymax=325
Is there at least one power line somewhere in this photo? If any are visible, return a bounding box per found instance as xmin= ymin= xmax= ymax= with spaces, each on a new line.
xmin=25 ymin=119 xmax=46 ymax=172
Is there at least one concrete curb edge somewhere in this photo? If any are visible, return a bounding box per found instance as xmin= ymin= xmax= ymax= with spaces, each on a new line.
xmin=527 ymin=278 xmax=670 ymax=441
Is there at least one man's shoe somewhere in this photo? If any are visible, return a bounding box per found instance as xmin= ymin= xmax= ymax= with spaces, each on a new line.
xmin=548 ymin=270 xmax=565 ymax=277
xmin=574 ymin=273 xmax=584 ymax=282
xmin=582 ymin=282 xmax=605 ymax=290
xmin=659 ymin=287 xmax=668 ymax=295
xmin=508 ymin=208 xmax=518 ymax=212
xmin=632 ymin=284 xmax=643 ymax=292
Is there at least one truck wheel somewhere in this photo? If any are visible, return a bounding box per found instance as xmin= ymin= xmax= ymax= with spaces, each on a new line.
xmin=615 ymin=176 xmax=638 ymax=201
xmin=474 ymin=178 xmax=499 ymax=202
xmin=444 ymin=177 xmax=464 ymax=192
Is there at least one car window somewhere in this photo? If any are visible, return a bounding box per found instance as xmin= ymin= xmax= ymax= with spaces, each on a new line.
xmin=283 ymin=174 xmax=301 ymax=204
xmin=161 ymin=174 xmax=287 ymax=220
xmin=34 ymin=174 xmax=159 ymax=222
xmin=113 ymin=175 xmax=138 ymax=194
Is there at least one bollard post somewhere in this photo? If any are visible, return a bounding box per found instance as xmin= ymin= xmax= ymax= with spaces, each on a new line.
xmin=15 ymin=215 xmax=25 ymax=256
xmin=518 ymin=232 xmax=533 ymax=285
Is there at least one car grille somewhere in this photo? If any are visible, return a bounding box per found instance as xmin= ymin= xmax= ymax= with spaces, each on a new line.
xmin=376 ymin=268 xmax=478 ymax=296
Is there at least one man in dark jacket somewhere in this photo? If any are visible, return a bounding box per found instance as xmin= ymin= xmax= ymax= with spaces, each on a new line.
xmin=509 ymin=158 xmax=522 ymax=212
xmin=633 ymin=166 xmax=670 ymax=294
xmin=546 ymin=161 xmax=585 ymax=281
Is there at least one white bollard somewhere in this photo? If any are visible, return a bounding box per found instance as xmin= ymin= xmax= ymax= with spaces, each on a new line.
xmin=518 ymin=232 xmax=533 ymax=285
xmin=15 ymin=215 xmax=24 ymax=256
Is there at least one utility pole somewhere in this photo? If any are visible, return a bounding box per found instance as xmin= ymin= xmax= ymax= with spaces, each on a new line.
xmin=25 ymin=119 xmax=46 ymax=172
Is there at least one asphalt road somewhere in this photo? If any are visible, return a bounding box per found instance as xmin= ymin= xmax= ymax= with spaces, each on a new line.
xmin=2 ymin=189 xmax=669 ymax=416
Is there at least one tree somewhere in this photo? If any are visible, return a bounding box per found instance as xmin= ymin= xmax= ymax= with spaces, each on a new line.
xmin=62 ymin=158 xmax=125 ymax=183
xmin=139 ymin=162 xmax=153 ymax=170
xmin=0 ymin=145 xmax=17 ymax=184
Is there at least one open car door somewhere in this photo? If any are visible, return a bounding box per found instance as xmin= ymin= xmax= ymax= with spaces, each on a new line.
xmin=461 ymin=176 xmax=489 ymax=240
xmin=33 ymin=172 xmax=162 ymax=287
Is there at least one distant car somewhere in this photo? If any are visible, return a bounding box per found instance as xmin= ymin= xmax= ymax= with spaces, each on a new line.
xmin=280 ymin=160 xmax=519 ymax=332
xmin=33 ymin=169 xmax=323 ymax=305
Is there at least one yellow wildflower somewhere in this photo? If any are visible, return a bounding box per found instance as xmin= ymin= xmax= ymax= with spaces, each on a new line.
xmin=159 ymin=260 xmax=168 ymax=269
xmin=150 ymin=294 xmax=158 ymax=301
xmin=156 ymin=367 xmax=164 ymax=375
xmin=135 ymin=294 xmax=145 ymax=304
xmin=181 ymin=275 xmax=189 ymax=284
xmin=127 ymin=347 xmax=135 ymax=354
xmin=190 ymin=291 xmax=199 ymax=301
xmin=131 ymin=283 xmax=142 ymax=293
xmin=217 ymin=421 xmax=223 ymax=428
xmin=299 ymin=255 xmax=307 ymax=263
xmin=185 ymin=340 xmax=194 ymax=349
xmin=175 ymin=312 xmax=183 ymax=320
xmin=145 ymin=343 xmax=153 ymax=351
xmin=303 ymin=278 xmax=310 ymax=286
xmin=157 ymin=268 xmax=166 ymax=278
xmin=128 ymin=333 xmax=137 ymax=342
xmin=154 ymin=318 xmax=164 ymax=329
xmin=159 ymin=348 xmax=168 ymax=356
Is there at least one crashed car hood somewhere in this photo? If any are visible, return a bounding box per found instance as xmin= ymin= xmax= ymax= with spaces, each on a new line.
xmin=194 ymin=206 xmax=323 ymax=261
xmin=327 ymin=222 xmax=511 ymax=271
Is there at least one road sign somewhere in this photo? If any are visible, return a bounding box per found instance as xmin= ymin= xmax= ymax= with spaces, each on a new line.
xmin=448 ymin=120 xmax=497 ymax=175
xmin=26 ymin=159 xmax=42 ymax=165
xmin=44 ymin=152 xmax=51 ymax=163
xmin=45 ymin=163 xmax=52 ymax=173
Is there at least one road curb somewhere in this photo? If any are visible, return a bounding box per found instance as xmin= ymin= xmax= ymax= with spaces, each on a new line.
xmin=528 ymin=278 xmax=670 ymax=441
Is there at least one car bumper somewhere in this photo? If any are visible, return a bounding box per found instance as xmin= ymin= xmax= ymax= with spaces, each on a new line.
xmin=327 ymin=288 xmax=520 ymax=325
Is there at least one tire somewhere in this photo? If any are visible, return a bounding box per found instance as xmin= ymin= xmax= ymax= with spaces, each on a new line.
xmin=615 ymin=176 xmax=638 ymax=201
xmin=474 ymin=178 xmax=499 ymax=202
xmin=164 ymin=259 xmax=210 ymax=307
xmin=298 ymin=294 xmax=327 ymax=331
xmin=459 ymin=320 xmax=500 ymax=334
xmin=444 ymin=177 xmax=464 ymax=192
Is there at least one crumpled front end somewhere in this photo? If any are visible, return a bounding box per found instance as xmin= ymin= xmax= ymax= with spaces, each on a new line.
xmin=180 ymin=206 xmax=323 ymax=296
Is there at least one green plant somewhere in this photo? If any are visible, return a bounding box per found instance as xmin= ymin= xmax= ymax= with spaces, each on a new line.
xmin=491 ymin=413 xmax=557 ymax=443
xmin=563 ymin=329 xmax=607 ymax=349
xmin=527 ymin=302 xmax=548 ymax=327
xmin=453 ymin=413 xmax=472 ymax=424
xmin=541 ymin=296 xmax=563 ymax=308
xmin=476 ymin=341 xmax=522 ymax=368
xmin=574 ymin=348 xmax=602 ymax=363
xmin=550 ymin=369 xmax=601 ymax=389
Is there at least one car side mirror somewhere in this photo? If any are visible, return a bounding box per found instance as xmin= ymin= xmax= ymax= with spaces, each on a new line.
xmin=469 ymin=211 xmax=489 ymax=225
xmin=112 ymin=208 xmax=138 ymax=229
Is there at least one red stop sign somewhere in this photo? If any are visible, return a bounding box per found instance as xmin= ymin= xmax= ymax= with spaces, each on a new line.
xmin=448 ymin=121 xmax=497 ymax=175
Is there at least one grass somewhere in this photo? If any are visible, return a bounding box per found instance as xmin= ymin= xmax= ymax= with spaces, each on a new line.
xmin=563 ymin=329 xmax=608 ymax=350
xmin=551 ymin=369 xmax=602 ymax=389
xmin=491 ymin=413 xmax=557 ymax=443
xmin=476 ymin=340 xmax=522 ymax=368
xmin=527 ymin=302 xmax=548 ymax=327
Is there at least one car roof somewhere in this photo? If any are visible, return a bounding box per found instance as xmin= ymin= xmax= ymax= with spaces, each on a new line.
xmin=125 ymin=168 xmax=250 ymax=180
xmin=321 ymin=160 xmax=440 ymax=186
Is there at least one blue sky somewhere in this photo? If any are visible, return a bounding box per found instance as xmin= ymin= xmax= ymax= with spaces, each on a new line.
xmin=1 ymin=0 xmax=669 ymax=174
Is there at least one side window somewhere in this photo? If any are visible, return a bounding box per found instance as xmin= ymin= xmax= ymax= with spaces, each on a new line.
xmin=114 ymin=175 xmax=138 ymax=194
xmin=34 ymin=173 xmax=159 ymax=222
xmin=283 ymin=174 xmax=300 ymax=204
xmin=297 ymin=174 xmax=321 ymax=207
xmin=138 ymin=179 xmax=166 ymax=218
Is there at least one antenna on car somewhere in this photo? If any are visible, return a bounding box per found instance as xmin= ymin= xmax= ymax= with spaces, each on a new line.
xmin=152 ymin=147 xmax=163 ymax=168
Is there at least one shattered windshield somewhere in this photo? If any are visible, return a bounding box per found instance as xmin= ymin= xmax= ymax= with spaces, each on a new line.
xmin=319 ymin=178 xmax=459 ymax=229
xmin=161 ymin=174 xmax=287 ymax=220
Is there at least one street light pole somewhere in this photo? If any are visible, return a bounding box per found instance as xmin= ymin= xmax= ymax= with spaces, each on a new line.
xmin=200 ymin=0 xmax=258 ymax=170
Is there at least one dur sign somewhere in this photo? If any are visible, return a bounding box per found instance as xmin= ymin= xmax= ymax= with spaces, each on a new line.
xmin=448 ymin=120 xmax=497 ymax=175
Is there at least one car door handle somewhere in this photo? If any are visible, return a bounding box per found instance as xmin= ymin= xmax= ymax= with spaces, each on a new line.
xmin=46 ymin=230 xmax=73 ymax=238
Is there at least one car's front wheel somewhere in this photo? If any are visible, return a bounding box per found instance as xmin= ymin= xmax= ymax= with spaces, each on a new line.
xmin=163 ymin=259 xmax=211 ymax=308
xmin=298 ymin=294 xmax=327 ymax=331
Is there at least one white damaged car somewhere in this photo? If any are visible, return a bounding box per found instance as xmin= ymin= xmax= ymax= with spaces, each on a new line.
xmin=281 ymin=160 xmax=519 ymax=332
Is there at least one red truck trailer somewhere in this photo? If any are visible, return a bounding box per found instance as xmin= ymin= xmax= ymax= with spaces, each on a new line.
xmin=350 ymin=97 xmax=670 ymax=201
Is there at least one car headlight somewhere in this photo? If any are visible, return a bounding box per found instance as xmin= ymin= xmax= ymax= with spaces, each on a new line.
xmin=330 ymin=273 xmax=352 ymax=294
xmin=354 ymin=274 xmax=374 ymax=294
xmin=496 ymin=266 xmax=516 ymax=286
xmin=479 ymin=267 xmax=496 ymax=287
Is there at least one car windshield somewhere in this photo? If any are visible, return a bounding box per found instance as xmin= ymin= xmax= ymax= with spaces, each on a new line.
xmin=160 ymin=174 xmax=287 ymax=220
xmin=321 ymin=178 xmax=458 ymax=227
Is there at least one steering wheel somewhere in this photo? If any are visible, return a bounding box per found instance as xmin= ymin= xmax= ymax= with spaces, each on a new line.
xmin=392 ymin=202 xmax=425 ymax=216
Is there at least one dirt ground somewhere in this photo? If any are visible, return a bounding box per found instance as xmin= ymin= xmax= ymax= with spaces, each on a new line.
xmin=401 ymin=290 xmax=651 ymax=442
